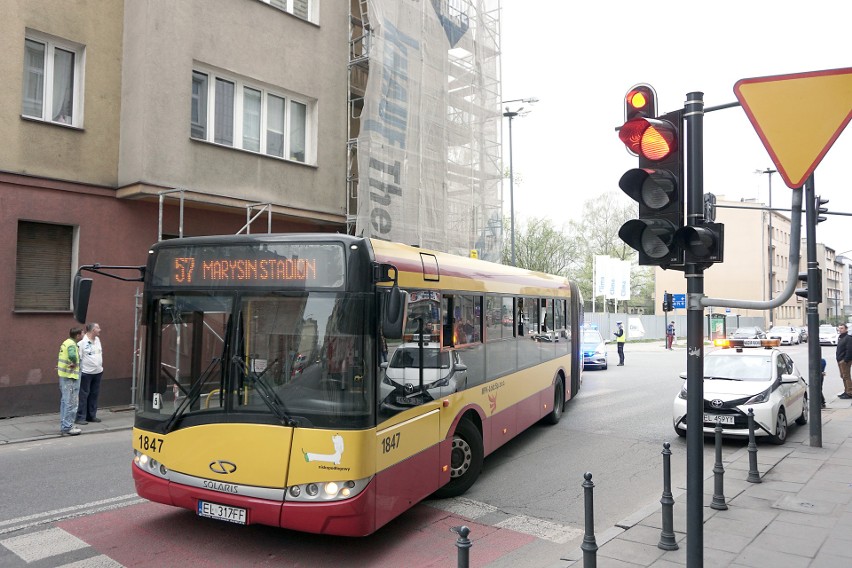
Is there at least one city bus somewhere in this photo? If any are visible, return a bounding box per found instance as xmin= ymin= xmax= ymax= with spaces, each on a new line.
xmin=74 ymin=233 xmax=583 ymax=536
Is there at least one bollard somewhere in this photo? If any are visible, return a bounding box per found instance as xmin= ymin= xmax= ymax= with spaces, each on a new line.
xmin=747 ymin=408 xmax=762 ymax=483
xmin=581 ymin=472 xmax=598 ymax=567
xmin=450 ymin=525 xmax=471 ymax=568
xmin=711 ymin=421 xmax=728 ymax=510
xmin=658 ymin=442 xmax=679 ymax=550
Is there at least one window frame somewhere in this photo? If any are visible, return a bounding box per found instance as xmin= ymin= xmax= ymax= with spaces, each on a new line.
xmin=21 ymin=30 xmax=85 ymax=128
xmin=14 ymin=220 xmax=79 ymax=313
xmin=190 ymin=66 xmax=313 ymax=164
xmin=258 ymin=0 xmax=315 ymax=23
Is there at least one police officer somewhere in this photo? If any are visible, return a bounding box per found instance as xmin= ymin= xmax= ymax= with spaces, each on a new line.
xmin=614 ymin=321 xmax=625 ymax=366
xmin=58 ymin=327 xmax=84 ymax=436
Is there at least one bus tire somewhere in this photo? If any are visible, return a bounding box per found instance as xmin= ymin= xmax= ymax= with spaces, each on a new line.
xmin=542 ymin=377 xmax=565 ymax=425
xmin=433 ymin=419 xmax=483 ymax=499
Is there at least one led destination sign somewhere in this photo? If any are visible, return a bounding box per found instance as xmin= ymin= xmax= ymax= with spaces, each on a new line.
xmin=151 ymin=243 xmax=345 ymax=289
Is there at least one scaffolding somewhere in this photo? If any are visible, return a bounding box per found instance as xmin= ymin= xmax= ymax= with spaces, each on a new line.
xmin=347 ymin=0 xmax=503 ymax=262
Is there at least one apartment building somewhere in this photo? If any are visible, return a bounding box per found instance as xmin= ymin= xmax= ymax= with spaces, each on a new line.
xmin=1 ymin=0 xmax=348 ymax=416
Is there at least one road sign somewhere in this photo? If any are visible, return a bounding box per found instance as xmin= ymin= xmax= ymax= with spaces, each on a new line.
xmin=734 ymin=67 xmax=852 ymax=188
xmin=672 ymin=293 xmax=686 ymax=309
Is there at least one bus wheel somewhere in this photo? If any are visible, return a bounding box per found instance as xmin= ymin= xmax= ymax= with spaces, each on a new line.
xmin=433 ymin=419 xmax=483 ymax=498
xmin=542 ymin=377 xmax=565 ymax=425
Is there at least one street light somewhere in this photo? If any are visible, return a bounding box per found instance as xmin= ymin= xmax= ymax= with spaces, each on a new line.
xmin=502 ymin=97 xmax=538 ymax=267
xmin=757 ymin=167 xmax=777 ymax=325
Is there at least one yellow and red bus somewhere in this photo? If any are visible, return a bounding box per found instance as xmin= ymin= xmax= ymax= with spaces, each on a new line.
xmin=76 ymin=233 xmax=583 ymax=536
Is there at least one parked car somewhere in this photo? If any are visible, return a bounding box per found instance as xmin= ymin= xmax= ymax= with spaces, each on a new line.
xmin=819 ymin=325 xmax=839 ymax=345
xmin=767 ymin=326 xmax=800 ymax=346
xmin=581 ymin=329 xmax=608 ymax=370
xmin=672 ymin=344 xmax=808 ymax=444
xmin=730 ymin=327 xmax=767 ymax=346
xmin=379 ymin=343 xmax=468 ymax=409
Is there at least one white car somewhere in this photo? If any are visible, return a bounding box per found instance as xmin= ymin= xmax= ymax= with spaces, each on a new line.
xmin=672 ymin=343 xmax=808 ymax=444
xmin=819 ymin=325 xmax=839 ymax=345
xmin=767 ymin=326 xmax=800 ymax=346
xmin=379 ymin=343 xmax=468 ymax=409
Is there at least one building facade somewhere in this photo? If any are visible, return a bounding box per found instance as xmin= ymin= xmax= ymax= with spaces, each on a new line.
xmin=2 ymin=0 xmax=347 ymax=416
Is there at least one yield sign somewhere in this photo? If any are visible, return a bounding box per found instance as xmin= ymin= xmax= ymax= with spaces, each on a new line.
xmin=734 ymin=67 xmax=852 ymax=188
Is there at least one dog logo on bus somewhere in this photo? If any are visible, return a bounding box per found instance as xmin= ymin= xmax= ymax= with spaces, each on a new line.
xmin=303 ymin=434 xmax=345 ymax=465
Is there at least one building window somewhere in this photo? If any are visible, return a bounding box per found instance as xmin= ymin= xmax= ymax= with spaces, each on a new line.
xmin=21 ymin=31 xmax=84 ymax=126
xmin=15 ymin=221 xmax=75 ymax=311
xmin=259 ymin=0 xmax=313 ymax=22
xmin=190 ymin=68 xmax=312 ymax=163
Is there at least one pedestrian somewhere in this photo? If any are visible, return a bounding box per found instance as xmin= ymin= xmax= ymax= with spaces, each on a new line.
xmin=58 ymin=327 xmax=84 ymax=436
xmin=821 ymin=357 xmax=827 ymax=408
xmin=666 ymin=320 xmax=676 ymax=350
xmin=837 ymin=323 xmax=852 ymax=400
xmin=614 ymin=321 xmax=625 ymax=366
xmin=76 ymin=322 xmax=104 ymax=424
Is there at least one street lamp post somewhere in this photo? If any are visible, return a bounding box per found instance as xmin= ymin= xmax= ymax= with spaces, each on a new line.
xmin=502 ymin=97 xmax=537 ymax=267
xmin=758 ymin=168 xmax=777 ymax=325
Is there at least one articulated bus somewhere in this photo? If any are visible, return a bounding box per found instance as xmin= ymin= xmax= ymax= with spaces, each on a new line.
xmin=75 ymin=233 xmax=583 ymax=536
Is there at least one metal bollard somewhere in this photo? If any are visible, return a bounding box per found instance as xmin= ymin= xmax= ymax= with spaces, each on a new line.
xmin=711 ymin=421 xmax=728 ymax=510
xmin=450 ymin=525 xmax=471 ymax=568
xmin=658 ymin=442 xmax=679 ymax=550
xmin=747 ymin=408 xmax=762 ymax=483
xmin=581 ymin=472 xmax=598 ymax=567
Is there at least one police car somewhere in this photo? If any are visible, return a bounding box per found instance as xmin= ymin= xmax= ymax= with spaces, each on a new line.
xmin=672 ymin=338 xmax=808 ymax=444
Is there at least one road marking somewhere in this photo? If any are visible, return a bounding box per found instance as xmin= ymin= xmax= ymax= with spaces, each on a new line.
xmin=0 ymin=494 xmax=144 ymax=535
xmin=1 ymin=527 xmax=87 ymax=562
xmin=428 ymin=496 xmax=497 ymax=519
xmin=60 ymin=555 xmax=124 ymax=567
xmin=427 ymin=497 xmax=583 ymax=544
xmin=494 ymin=515 xmax=584 ymax=544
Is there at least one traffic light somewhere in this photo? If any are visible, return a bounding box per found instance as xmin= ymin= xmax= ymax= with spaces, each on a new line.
xmin=662 ymin=292 xmax=673 ymax=312
xmin=676 ymin=222 xmax=724 ymax=266
xmin=816 ymin=196 xmax=828 ymax=223
xmin=796 ymin=269 xmax=822 ymax=301
xmin=624 ymin=85 xmax=658 ymax=121
xmin=617 ymin=108 xmax=684 ymax=268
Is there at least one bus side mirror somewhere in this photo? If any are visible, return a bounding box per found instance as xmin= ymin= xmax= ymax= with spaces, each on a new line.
xmin=382 ymin=286 xmax=408 ymax=340
xmin=73 ymin=274 xmax=93 ymax=324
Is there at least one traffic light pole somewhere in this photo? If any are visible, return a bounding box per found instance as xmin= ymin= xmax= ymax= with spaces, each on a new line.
xmin=805 ymin=174 xmax=822 ymax=447
xmin=684 ymin=91 xmax=705 ymax=567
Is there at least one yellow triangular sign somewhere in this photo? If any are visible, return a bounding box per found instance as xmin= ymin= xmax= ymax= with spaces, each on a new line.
xmin=734 ymin=68 xmax=852 ymax=188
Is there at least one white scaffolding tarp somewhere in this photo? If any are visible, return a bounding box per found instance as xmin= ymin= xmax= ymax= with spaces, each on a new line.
xmin=355 ymin=0 xmax=502 ymax=262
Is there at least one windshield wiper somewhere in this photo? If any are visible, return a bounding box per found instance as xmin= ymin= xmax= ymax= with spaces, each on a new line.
xmin=232 ymin=356 xmax=294 ymax=426
xmin=706 ymin=376 xmax=742 ymax=381
xmin=163 ymin=357 xmax=222 ymax=433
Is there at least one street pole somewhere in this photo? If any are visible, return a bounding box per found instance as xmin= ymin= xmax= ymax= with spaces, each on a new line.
xmin=760 ymin=168 xmax=777 ymax=327
xmin=684 ymin=91 xmax=705 ymax=567
xmin=805 ymin=174 xmax=822 ymax=447
xmin=504 ymin=109 xmax=517 ymax=267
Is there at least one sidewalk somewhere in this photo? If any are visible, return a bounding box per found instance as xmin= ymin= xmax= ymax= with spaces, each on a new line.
xmin=562 ymin=400 xmax=852 ymax=567
xmin=0 ymin=406 xmax=135 ymax=444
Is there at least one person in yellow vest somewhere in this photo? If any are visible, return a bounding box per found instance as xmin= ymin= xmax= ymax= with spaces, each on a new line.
xmin=58 ymin=327 xmax=84 ymax=436
xmin=614 ymin=321 xmax=626 ymax=366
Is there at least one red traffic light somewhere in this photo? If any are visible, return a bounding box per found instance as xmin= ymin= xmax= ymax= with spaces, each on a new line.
xmin=618 ymin=118 xmax=677 ymax=161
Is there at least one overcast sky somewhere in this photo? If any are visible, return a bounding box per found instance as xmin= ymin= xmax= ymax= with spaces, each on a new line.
xmin=499 ymin=0 xmax=852 ymax=258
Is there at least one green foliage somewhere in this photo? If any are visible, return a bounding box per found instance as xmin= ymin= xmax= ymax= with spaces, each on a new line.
xmin=502 ymin=191 xmax=656 ymax=310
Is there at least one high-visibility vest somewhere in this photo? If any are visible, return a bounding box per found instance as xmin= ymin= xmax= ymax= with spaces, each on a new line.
xmin=57 ymin=338 xmax=79 ymax=379
xmin=617 ymin=329 xmax=626 ymax=343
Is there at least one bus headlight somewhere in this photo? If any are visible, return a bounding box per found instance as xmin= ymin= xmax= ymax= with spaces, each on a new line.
xmin=133 ymin=450 xmax=169 ymax=480
xmin=285 ymin=477 xmax=372 ymax=502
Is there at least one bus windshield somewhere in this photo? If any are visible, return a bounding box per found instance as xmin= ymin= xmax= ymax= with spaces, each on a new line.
xmin=137 ymin=291 xmax=374 ymax=430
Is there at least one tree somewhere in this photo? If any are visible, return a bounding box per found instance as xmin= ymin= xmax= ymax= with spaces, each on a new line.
xmin=501 ymin=217 xmax=580 ymax=276
xmin=566 ymin=192 xmax=655 ymax=312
